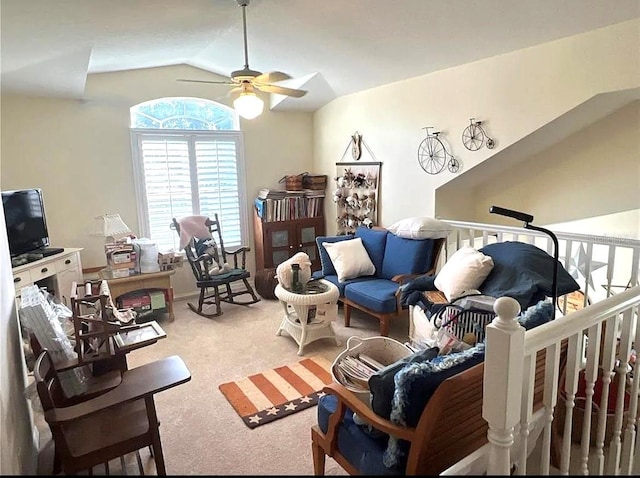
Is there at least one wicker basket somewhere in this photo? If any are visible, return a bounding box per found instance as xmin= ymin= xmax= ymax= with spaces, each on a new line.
xmin=279 ymin=173 xmax=306 ymax=191
xmin=331 ymin=336 xmax=412 ymax=404
xmin=254 ymin=268 xmax=278 ymax=300
xmin=302 ymin=174 xmax=327 ymax=191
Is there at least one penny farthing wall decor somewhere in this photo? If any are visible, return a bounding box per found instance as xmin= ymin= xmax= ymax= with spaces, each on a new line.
xmin=417 ymin=126 xmax=459 ymax=174
xmin=461 ymin=118 xmax=495 ymax=151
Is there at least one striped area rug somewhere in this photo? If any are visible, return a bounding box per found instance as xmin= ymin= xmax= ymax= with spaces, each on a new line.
xmin=218 ymin=355 xmax=333 ymax=429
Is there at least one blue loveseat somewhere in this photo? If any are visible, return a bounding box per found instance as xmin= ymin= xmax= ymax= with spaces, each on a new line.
xmin=312 ymin=227 xmax=445 ymax=336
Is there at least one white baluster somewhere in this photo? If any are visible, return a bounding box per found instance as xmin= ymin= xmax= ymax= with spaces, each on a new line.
xmin=580 ymin=323 xmax=602 ymax=475
xmin=621 ymin=304 xmax=640 ymax=474
xmin=607 ymin=307 xmax=635 ymax=474
xmin=560 ymin=334 xmax=582 ymax=475
xmin=516 ymin=353 xmax=535 ymax=475
xmin=593 ymin=314 xmax=620 ymax=474
xmin=541 ymin=342 xmax=560 ymax=475
xmin=484 ymin=297 xmax=524 ymax=475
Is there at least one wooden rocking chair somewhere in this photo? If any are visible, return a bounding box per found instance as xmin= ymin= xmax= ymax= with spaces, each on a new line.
xmin=171 ymin=214 xmax=260 ymax=317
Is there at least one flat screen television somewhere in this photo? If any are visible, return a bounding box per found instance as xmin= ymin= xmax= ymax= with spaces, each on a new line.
xmin=2 ymin=188 xmax=51 ymax=257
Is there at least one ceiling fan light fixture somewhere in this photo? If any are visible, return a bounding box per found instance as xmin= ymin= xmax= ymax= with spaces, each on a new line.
xmin=233 ymin=90 xmax=264 ymax=120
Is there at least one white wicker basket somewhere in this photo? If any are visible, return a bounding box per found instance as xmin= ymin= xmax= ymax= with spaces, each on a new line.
xmin=331 ymin=336 xmax=412 ymax=404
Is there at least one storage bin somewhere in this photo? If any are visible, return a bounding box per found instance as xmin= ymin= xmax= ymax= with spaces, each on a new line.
xmin=331 ymin=335 xmax=412 ymax=405
xmin=302 ymin=174 xmax=327 ymax=190
xmin=279 ymin=173 xmax=305 ymax=191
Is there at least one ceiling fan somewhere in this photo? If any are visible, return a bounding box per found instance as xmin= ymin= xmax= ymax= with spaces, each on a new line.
xmin=178 ymin=0 xmax=307 ymax=119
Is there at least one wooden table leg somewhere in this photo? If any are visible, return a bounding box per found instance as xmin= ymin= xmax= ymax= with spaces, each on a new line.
xmin=167 ymin=287 xmax=175 ymax=322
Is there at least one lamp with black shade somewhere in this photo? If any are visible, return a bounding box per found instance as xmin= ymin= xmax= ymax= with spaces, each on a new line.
xmin=489 ymin=205 xmax=559 ymax=310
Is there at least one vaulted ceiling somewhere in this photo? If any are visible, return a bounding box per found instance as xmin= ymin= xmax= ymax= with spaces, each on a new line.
xmin=1 ymin=0 xmax=639 ymax=112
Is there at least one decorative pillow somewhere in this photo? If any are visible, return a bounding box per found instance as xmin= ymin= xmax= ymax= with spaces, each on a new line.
xmin=315 ymin=235 xmax=352 ymax=276
xmin=322 ymin=238 xmax=376 ymax=282
xmin=387 ymin=217 xmax=452 ymax=240
xmin=380 ymin=233 xmax=435 ymax=280
xmin=354 ymin=226 xmax=388 ymax=274
xmin=478 ymin=241 xmax=580 ymax=311
xmin=383 ymin=343 xmax=486 ymax=468
xmin=434 ymin=246 xmax=494 ymax=301
xmin=518 ymin=299 xmax=554 ymax=330
xmin=368 ymin=346 xmax=439 ymax=420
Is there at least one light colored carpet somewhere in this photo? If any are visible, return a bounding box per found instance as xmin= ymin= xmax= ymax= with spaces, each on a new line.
xmin=35 ymin=293 xmax=412 ymax=475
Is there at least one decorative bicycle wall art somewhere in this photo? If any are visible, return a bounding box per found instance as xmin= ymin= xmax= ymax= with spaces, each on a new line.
xmin=417 ymin=126 xmax=459 ymax=175
xmin=461 ymin=118 xmax=495 ymax=151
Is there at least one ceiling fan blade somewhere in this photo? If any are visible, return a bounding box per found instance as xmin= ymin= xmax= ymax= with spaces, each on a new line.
xmin=177 ymin=78 xmax=234 ymax=85
xmin=254 ymin=83 xmax=307 ymax=98
xmin=254 ymin=71 xmax=291 ymax=84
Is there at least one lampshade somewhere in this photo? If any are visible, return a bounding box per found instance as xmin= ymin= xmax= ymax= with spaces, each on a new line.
xmin=233 ymin=90 xmax=264 ymax=120
xmin=90 ymin=213 xmax=132 ymax=242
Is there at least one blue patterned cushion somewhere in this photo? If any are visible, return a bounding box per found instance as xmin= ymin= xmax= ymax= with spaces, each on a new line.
xmin=518 ymin=299 xmax=554 ymax=330
xmin=383 ymin=344 xmax=486 ymax=468
xmin=369 ymin=346 xmax=439 ymax=420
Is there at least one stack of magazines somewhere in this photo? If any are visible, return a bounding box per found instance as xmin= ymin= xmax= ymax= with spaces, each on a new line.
xmin=334 ymin=353 xmax=385 ymax=391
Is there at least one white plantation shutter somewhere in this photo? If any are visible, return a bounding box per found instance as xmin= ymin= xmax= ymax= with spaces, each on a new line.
xmin=195 ymin=139 xmax=242 ymax=247
xmin=131 ymin=130 xmax=246 ymax=252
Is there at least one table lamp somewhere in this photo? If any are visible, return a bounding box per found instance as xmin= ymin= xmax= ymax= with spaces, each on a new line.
xmin=90 ymin=213 xmax=132 ymax=244
xmin=90 ymin=213 xmax=135 ymax=276
xmin=489 ymin=205 xmax=559 ymax=310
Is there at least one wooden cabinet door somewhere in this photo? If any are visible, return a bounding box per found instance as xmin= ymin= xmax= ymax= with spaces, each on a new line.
xmin=295 ymin=217 xmax=324 ymax=271
xmin=264 ymin=222 xmax=296 ymax=268
xmin=253 ymin=207 xmax=325 ymax=271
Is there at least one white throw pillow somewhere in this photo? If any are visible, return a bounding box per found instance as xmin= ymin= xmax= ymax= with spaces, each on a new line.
xmin=434 ymin=246 xmax=495 ymax=301
xmin=322 ymin=237 xmax=376 ymax=282
xmin=387 ymin=217 xmax=452 ymax=239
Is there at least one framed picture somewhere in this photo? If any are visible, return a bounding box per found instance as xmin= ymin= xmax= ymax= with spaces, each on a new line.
xmin=333 ymin=162 xmax=381 ymax=235
xmin=113 ymin=320 xmax=166 ymax=352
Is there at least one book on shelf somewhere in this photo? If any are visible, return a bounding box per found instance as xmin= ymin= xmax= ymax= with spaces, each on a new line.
xmin=254 ymin=190 xmax=325 ymax=222
xmin=257 ymin=188 xmax=325 ymax=200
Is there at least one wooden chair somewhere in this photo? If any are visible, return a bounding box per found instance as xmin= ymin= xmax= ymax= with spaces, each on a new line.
xmin=34 ymin=349 xmax=191 ymax=475
xmin=311 ymin=347 xmax=563 ymax=475
xmin=172 ymin=214 xmax=260 ymax=317
xmin=29 ymin=331 xmax=123 ymax=405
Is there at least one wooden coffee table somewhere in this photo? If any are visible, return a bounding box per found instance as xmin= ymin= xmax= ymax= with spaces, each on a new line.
xmin=99 ymin=269 xmax=176 ymax=321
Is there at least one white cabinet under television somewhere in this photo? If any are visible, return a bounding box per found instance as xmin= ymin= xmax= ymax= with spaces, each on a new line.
xmin=12 ymin=248 xmax=83 ymax=306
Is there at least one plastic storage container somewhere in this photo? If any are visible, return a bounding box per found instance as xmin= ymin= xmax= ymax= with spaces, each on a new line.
xmin=132 ymin=238 xmax=160 ymax=273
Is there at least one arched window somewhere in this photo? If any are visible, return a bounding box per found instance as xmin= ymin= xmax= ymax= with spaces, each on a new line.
xmin=130 ymin=97 xmax=237 ymax=130
xmin=130 ymin=98 xmax=247 ymax=252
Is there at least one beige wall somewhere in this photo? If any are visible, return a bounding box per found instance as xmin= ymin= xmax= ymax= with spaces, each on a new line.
xmin=1 ymin=64 xmax=314 ymax=296
xmin=471 ymin=101 xmax=640 ymax=231
xmin=2 ymin=19 xmax=640 ymax=474
xmin=313 ymin=20 xmax=640 ymax=235
xmin=0 ymin=167 xmax=38 ymax=473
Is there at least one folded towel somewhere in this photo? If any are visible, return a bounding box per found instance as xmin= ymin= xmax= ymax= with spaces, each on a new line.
xmin=177 ymin=215 xmax=212 ymax=249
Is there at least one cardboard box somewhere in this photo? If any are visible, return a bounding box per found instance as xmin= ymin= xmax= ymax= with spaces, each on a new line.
xmin=119 ymin=291 xmax=152 ymax=313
